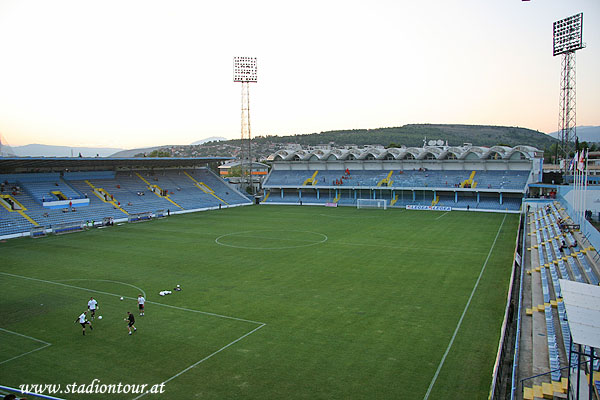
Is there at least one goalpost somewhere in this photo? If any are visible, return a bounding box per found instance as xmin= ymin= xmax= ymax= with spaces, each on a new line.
xmin=357 ymin=198 xmax=387 ymax=210
xmin=52 ymin=221 xmax=86 ymax=235
xmin=128 ymin=211 xmax=153 ymax=223
xmin=30 ymin=226 xmax=47 ymax=238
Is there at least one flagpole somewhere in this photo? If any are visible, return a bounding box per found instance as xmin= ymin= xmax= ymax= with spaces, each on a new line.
xmin=579 ymin=162 xmax=583 ymax=226
xmin=580 ymin=151 xmax=585 ymax=226
xmin=576 ymin=156 xmax=581 ymax=225
xmin=575 ymin=159 xmax=579 ymax=224
xmin=579 ymin=151 xmax=584 ymax=226
xmin=583 ymin=149 xmax=589 ymax=233
xmin=573 ymin=151 xmax=579 ymax=223
xmin=577 ymin=163 xmax=580 ymax=225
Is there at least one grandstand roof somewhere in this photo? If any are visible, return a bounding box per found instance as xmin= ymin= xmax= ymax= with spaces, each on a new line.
xmin=559 ymin=279 xmax=600 ymax=349
xmin=0 ymin=156 xmax=230 ymax=172
xmin=267 ymin=145 xmax=542 ymax=162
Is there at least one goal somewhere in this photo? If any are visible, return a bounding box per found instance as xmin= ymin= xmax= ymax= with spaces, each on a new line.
xmin=357 ymin=198 xmax=387 ymax=210
xmin=52 ymin=221 xmax=86 ymax=235
xmin=128 ymin=211 xmax=153 ymax=223
xmin=30 ymin=226 xmax=47 ymax=238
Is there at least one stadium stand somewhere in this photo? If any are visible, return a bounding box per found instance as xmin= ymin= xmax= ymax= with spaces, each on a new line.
xmin=0 ymin=165 xmax=250 ymax=238
xmin=519 ymin=201 xmax=600 ymax=398
xmin=262 ymin=144 xmax=537 ymax=211
xmin=263 ymin=169 xmax=529 ymax=210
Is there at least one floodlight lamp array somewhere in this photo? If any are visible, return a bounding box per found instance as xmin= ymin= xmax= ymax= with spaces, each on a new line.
xmin=553 ymin=13 xmax=583 ymax=56
xmin=233 ymin=57 xmax=257 ymax=82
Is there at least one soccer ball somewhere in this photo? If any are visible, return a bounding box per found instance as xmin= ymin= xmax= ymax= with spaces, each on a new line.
xmin=98 ymin=316 xmax=103 ymax=320
xmin=120 ymin=297 xmax=123 ymax=301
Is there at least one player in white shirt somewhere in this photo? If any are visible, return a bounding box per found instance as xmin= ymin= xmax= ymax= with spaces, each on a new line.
xmin=137 ymin=294 xmax=145 ymax=316
xmin=75 ymin=311 xmax=93 ymax=335
xmin=87 ymin=297 xmax=98 ymax=319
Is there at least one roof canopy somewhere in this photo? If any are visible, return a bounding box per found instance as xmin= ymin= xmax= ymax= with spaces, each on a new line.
xmin=267 ymin=145 xmax=541 ymax=162
xmin=559 ymin=279 xmax=600 ymax=349
xmin=0 ymin=157 xmax=229 ymax=173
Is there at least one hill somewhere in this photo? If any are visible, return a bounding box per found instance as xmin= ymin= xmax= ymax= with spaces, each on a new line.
xmin=190 ymin=136 xmax=227 ymax=145
xmin=117 ymin=124 xmax=557 ymax=160
xmin=11 ymin=144 xmax=123 ymax=157
xmin=548 ymin=126 xmax=600 ymax=143
xmin=250 ymin=124 xmax=557 ymax=149
xmin=110 ymin=146 xmax=164 ymax=158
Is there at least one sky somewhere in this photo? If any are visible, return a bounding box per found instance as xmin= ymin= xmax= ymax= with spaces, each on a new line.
xmin=0 ymin=0 xmax=598 ymax=149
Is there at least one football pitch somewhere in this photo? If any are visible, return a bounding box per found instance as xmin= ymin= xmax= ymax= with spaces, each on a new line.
xmin=0 ymin=205 xmax=519 ymax=399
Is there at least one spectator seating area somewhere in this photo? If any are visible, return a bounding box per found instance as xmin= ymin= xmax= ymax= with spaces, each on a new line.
xmin=263 ymin=169 xmax=527 ymax=211
xmin=521 ymin=202 xmax=600 ymax=399
xmin=264 ymin=169 xmax=530 ymax=190
xmin=0 ymin=168 xmax=250 ymax=237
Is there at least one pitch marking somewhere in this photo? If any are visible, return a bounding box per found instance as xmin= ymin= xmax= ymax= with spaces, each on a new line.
xmin=56 ymin=279 xmax=147 ymax=299
xmin=435 ymin=211 xmax=449 ymax=220
xmin=0 ymin=272 xmax=268 ymax=394
xmin=0 ymin=327 xmax=52 ymax=365
xmin=132 ymin=323 xmax=267 ymax=400
xmin=0 ymin=272 xmax=264 ymax=325
xmin=423 ymin=213 xmax=507 ymax=400
xmin=215 ymin=230 xmax=328 ymax=250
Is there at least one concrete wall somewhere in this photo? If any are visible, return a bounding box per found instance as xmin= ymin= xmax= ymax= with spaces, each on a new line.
xmin=558 ymin=186 xmax=600 ymax=215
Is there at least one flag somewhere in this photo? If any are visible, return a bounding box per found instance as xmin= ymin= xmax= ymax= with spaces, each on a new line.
xmin=570 ymin=151 xmax=578 ymax=171
xmin=569 ymin=155 xmax=575 ymax=171
xmin=578 ymin=150 xmax=585 ymax=171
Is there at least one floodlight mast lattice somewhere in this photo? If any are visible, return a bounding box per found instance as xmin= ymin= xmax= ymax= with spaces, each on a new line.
xmin=553 ymin=13 xmax=584 ymax=167
xmin=233 ymin=57 xmax=257 ymax=195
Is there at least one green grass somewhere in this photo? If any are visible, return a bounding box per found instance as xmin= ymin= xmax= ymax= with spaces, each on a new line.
xmin=0 ymin=205 xmax=519 ymax=399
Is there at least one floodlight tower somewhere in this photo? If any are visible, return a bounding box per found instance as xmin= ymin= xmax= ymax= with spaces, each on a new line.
xmin=553 ymin=13 xmax=584 ymax=166
xmin=233 ymin=57 xmax=257 ymax=195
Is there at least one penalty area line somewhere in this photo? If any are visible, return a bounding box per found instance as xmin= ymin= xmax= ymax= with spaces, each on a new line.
xmin=0 ymin=272 xmax=265 ymax=325
xmin=132 ymin=323 xmax=267 ymax=400
xmin=0 ymin=327 xmax=52 ymax=366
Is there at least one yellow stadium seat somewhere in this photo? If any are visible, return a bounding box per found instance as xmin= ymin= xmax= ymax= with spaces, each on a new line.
xmin=552 ymin=381 xmax=564 ymax=393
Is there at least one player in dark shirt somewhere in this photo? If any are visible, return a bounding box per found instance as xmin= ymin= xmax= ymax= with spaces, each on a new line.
xmin=126 ymin=312 xmax=137 ymax=335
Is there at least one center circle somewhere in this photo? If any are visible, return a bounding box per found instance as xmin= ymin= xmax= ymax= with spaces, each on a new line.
xmin=215 ymin=230 xmax=328 ymax=250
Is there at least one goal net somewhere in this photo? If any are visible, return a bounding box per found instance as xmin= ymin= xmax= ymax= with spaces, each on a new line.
xmin=357 ymin=198 xmax=387 ymax=210
xmin=30 ymin=226 xmax=47 ymax=238
xmin=52 ymin=221 xmax=86 ymax=235
xmin=128 ymin=211 xmax=153 ymax=223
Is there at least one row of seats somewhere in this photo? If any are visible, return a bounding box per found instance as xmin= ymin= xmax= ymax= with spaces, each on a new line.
xmin=0 ymin=169 xmax=250 ymax=237
xmin=523 ymin=203 xmax=600 ymax=398
xmin=264 ymin=169 xmax=530 ymax=190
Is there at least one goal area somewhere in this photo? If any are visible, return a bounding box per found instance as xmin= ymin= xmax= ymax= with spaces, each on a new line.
xmin=357 ymin=198 xmax=387 ymax=210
